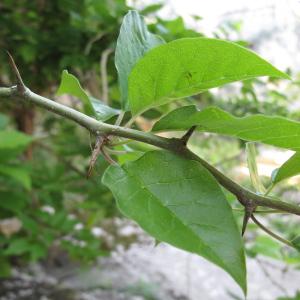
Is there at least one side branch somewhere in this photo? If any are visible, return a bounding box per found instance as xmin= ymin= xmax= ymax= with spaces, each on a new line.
xmin=1 ymin=86 xmax=300 ymax=216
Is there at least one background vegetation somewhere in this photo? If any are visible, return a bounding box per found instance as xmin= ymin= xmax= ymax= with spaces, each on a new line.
xmin=0 ymin=1 xmax=300 ymax=298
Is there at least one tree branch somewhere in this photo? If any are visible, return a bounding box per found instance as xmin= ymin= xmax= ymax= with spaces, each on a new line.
xmin=1 ymin=85 xmax=300 ymax=216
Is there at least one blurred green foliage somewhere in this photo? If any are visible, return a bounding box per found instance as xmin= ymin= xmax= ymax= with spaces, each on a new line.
xmin=0 ymin=0 xmax=300 ymax=284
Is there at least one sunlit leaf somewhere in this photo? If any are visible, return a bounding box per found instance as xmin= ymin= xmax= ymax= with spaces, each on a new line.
xmin=128 ymin=38 xmax=289 ymax=114
xmin=102 ymin=150 xmax=246 ymax=293
xmin=115 ymin=10 xmax=165 ymax=110
xmin=153 ymin=105 xmax=300 ymax=151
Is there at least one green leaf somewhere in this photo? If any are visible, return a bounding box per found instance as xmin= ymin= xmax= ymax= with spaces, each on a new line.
xmin=128 ymin=38 xmax=289 ymax=115
xmin=89 ymin=97 xmax=120 ymax=121
xmin=291 ymin=236 xmax=300 ymax=252
xmin=0 ymin=257 xmax=11 ymax=278
xmin=140 ymin=3 xmax=163 ymax=15
xmin=153 ymin=105 xmax=300 ymax=151
xmin=57 ymin=70 xmax=120 ymax=121
xmin=0 ymin=130 xmax=32 ymax=161
xmin=102 ymin=150 xmax=246 ymax=293
xmin=4 ymin=238 xmax=31 ymax=256
xmin=246 ymin=143 xmax=266 ymax=193
xmin=271 ymin=152 xmax=300 ymax=184
xmin=0 ymin=192 xmax=28 ymax=212
xmin=57 ymin=70 xmax=94 ymax=116
xmin=248 ymin=235 xmax=282 ymax=260
xmin=0 ymin=164 xmax=31 ymax=190
xmin=115 ymin=10 xmax=165 ymax=110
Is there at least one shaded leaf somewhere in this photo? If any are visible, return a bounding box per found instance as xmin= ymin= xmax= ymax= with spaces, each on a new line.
xmin=0 ymin=164 xmax=31 ymax=190
xmin=271 ymin=152 xmax=300 ymax=184
xmin=248 ymin=235 xmax=282 ymax=260
xmin=115 ymin=10 xmax=165 ymax=110
xmin=0 ymin=131 xmax=32 ymax=161
xmin=153 ymin=105 xmax=300 ymax=151
xmin=89 ymin=97 xmax=120 ymax=121
xmin=128 ymin=38 xmax=289 ymax=115
xmin=0 ymin=258 xmax=11 ymax=278
xmin=57 ymin=70 xmax=120 ymax=121
xmin=0 ymin=192 xmax=28 ymax=212
xmin=102 ymin=150 xmax=246 ymax=293
xmin=4 ymin=238 xmax=31 ymax=255
xmin=57 ymin=70 xmax=94 ymax=116
xmin=291 ymin=236 xmax=300 ymax=252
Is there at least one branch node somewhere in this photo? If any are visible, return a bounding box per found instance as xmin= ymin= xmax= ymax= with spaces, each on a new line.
xmin=87 ymin=134 xmax=116 ymax=178
xmin=241 ymin=198 xmax=257 ymax=236
xmin=181 ymin=126 xmax=197 ymax=146
xmin=6 ymin=51 xmax=26 ymax=94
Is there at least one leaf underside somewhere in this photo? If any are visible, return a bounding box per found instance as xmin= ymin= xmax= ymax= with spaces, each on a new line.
xmin=153 ymin=105 xmax=300 ymax=151
xmin=272 ymin=152 xmax=300 ymax=184
xmin=102 ymin=150 xmax=246 ymax=293
xmin=128 ymin=37 xmax=289 ymax=115
xmin=115 ymin=10 xmax=165 ymax=110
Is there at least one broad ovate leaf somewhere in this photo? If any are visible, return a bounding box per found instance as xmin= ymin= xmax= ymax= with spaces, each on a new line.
xmin=271 ymin=152 xmax=300 ymax=184
xmin=57 ymin=71 xmax=119 ymax=121
xmin=115 ymin=10 xmax=165 ymax=110
xmin=102 ymin=150 xmax=246 ymax=293
xmin=153 ymin=105 xmax=300 ymax=151
xmin=128 ymin=38 xmax=289 ymax=115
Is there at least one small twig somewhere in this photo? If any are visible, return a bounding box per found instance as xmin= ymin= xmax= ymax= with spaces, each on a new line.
xmin=181 ymin=126 xmax=197 ymax=146
xmin=115 ymin=111 xmax=125 ymax=126
xmin=101 ymin=147 xmax=118 ymax=165
xmin=103 ymin=146 xmax=127 ymax=155
xmin=6 ymin=51 xmax=26 ymax=94
xmin=84 ymin=32 xmax=105 ymax=55
xmin=87 ymin=135 xmax=103 ymax=178
xmin=125 ymin=115 xmax=138 ymax=128
xmin=100 ymin=48 xmax=113 ymax=104
xmin=251 ymin=215 xmax=293 ymax=247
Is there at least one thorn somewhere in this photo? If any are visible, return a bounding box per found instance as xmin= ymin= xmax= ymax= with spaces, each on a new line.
xmin=6 ymin=51 xmax=26 ymax=94
xmin=154 ymin=239 xmax=161 ymax=247
xmin=241 ymin=200 xmax=256 ymax=236
xmin=181 ymin=125 xmax=197 ymax=146
xmin=87 ymin=136 xmax=103 ymax=178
